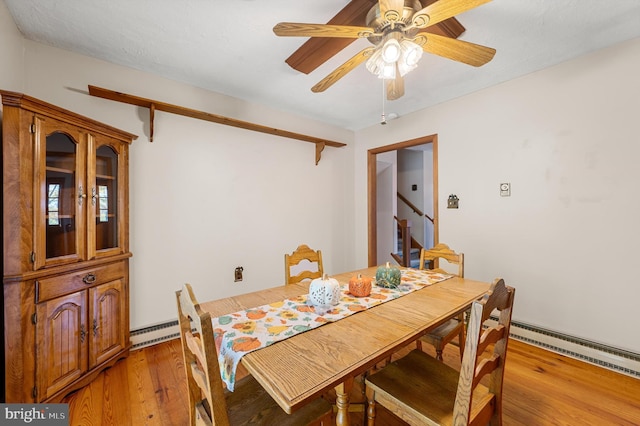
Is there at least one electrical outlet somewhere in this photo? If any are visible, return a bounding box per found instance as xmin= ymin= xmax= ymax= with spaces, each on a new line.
xmin=234 ymin=266 xmax=243 ymax=282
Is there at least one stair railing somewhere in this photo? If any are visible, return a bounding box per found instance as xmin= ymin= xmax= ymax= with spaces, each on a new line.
xmin=394 ymin=192 xmax=433 ymax=267
xmin=393 ymin=217 xmax=412 ymax=267
xmin=397 ymin=191 xmax=434 ymax=224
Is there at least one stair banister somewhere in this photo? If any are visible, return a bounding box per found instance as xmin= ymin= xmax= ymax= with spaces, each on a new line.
xmin=397 ymin=191 xmax=434 ymax=223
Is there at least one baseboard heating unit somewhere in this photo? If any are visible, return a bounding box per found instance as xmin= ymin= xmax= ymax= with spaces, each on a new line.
xmin=130 ymin=318 xmax=640 ymax=378
xmin=505 ymin=319 xmax=640 ymax=378
xmin=131 ymin=320 xmax=180 ymax=350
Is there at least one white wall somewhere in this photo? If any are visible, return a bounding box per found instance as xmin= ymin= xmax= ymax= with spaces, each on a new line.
xmin=0 ymin=0 xmax=23 ymax=91
xmin=355 ymin=37 xmax=640 ymax=353
xmin=376 ymin=152 xmax=396 ymax=265
xmin=1 ymin=4 xmax=356 ymax=329
xmin=423 ymin=147 xmax=434 ymax=248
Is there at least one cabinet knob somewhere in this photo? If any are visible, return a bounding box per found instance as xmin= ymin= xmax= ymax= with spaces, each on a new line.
xmin=82 ymin=273 xmax=97 ymax=284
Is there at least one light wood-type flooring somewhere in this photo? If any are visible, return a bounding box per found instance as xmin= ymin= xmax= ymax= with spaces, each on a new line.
xmin=62 ymin=338 xmax=640 ymax=425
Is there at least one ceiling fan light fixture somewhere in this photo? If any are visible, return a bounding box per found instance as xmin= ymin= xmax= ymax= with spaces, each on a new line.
xmin=381 ymin=38 xmax=401 ymax=63
xmin=401 ymin=39 xmax=422 ymax=66
xmin=366 ymin=48 xmax=395 ymax=79
xmin=367 ymin=33 xmax=424 ymax=80
xmin=397 ymin=39 xmax=423 ymax=76
xmin=380 ymin=62 xmax=397 ymax=79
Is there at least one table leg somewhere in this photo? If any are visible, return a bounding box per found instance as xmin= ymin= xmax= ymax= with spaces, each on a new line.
xmin=334 ymin=377 xmax=353 ymax=426
xmin=365 ymin=385 xmax=375 ymax=426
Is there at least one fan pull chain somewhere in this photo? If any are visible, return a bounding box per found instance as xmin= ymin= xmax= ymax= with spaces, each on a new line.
xmin=381 ymin=79 xmax=387 ymax=125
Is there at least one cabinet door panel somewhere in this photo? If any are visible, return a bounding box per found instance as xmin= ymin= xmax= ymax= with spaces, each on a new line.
xmin=89 ymin=279 xmax=127 ymax=367
xmin=36 ymin=291 xmax=88 ymax=401
xmin=34 ymin=115 xmax=87 ymax=269
xmin=87 ymin=134 xmax=127 ymax=260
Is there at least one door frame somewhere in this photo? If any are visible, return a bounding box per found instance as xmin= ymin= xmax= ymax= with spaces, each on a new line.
xmin=367 ymin=134 xmax=439 ymax=266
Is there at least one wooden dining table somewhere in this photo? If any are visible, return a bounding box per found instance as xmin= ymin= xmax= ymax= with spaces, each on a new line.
xmin=199 ymin=266 xmax=491 ymax=426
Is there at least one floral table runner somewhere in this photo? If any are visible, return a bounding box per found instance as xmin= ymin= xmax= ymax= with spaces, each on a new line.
xmin=212 ymin=268 xmax=452 ymax=391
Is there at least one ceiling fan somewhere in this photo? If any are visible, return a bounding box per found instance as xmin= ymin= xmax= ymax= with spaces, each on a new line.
xmin=273 ymin=0 xmax=496 ymax=100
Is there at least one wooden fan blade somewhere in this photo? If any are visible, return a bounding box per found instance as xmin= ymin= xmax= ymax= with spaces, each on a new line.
xmin=418 ymin=33 xmax=495 ymax=67
xmin=285 ymin=0 xmax=377 ymax=75
xmin=273 ymin=23 xmax=374 ymax=38
xmin=386 ymin=73 xmax=404 ymax=100
xmin=412 ymin=0 xmax=492 ymax=29
xmin=379 ymin=0 xmax=405 ymax=23
xmin=312 ymin=47 xmax=376 ymax=93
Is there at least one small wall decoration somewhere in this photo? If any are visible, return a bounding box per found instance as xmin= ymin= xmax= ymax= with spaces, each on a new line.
xmin=447 ymin=194 xmax=459 ymax=209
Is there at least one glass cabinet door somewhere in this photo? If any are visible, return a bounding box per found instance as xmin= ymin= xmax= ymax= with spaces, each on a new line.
xmin=87 ymin=134 xmax=125 ymax=259
xmin=34 ymin=117 xmax=86 ymax=269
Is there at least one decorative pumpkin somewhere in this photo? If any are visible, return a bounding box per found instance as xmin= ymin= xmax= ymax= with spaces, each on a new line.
xmin=375 ymin=262 xmax=401 ymax=289
xmin=349 ymin=274 xmax=372 ymax=297
xmin=308 ymin=274 xmax=341 ymax=307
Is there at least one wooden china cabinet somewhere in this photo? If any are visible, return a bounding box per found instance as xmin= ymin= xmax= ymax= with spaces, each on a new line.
xmin=2 ymin=91 xmax=137 ymax=402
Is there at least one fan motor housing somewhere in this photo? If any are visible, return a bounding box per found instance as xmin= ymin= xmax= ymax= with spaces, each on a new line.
xmin=366 ymin=0 xmax=422 ymax=44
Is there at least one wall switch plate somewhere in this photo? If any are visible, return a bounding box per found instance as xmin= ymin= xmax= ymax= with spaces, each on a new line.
xmin=500 ymin=183 xmax=511 ymax=197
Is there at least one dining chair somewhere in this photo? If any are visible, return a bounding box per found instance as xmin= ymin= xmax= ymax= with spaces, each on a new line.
xmin=417 ymin=243 xmax=466 ymax=361
xmin=176 ymin=283 xmax=333 ymax=426
xmin=284 ymin=245 xmax=369 ymax=415
xmin=284 ymin=245 xmax=369 ymax=416
xmin=365 ymin=278 xmax=515 ymax=426
xmin=284 ymin=244 xmax=324 ymax=285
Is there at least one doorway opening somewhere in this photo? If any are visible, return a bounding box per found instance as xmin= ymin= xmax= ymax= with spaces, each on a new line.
xmin=367 ymin=134 xmax=438 ymax=266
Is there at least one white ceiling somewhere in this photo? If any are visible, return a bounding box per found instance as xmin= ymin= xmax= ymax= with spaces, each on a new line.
xmin=5 ymin=0 xmax=640 ymax=130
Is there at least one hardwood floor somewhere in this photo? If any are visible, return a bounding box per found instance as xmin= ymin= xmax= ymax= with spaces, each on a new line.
xmin=63 ymin=338 xmax=640 ymax=425
xmin=63 ymin=339 xmax=188 ymax=425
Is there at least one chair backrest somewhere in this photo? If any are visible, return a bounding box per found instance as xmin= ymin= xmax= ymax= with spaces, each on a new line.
xmin=284 ymin=244 xmax=324 ymax=285
xmin=419 ymin=243 xmax=464 ymax=278
xmin=176 ymin=283 xmax=230 ymax=426
xmin=453 ymin=278 xmax=515 ymax=426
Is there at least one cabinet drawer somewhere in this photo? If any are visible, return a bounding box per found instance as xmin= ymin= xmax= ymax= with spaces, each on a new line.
xmin=36 ymin=262 xmax=126 ymax=303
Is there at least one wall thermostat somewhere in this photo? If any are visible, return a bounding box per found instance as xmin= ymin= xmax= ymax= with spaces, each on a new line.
xmin=500 ymin=183 xmax=511 ymax=197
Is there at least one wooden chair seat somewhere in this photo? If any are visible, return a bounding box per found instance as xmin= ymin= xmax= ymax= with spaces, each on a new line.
xmin=366 ymin=350 xmax=494 ymax=426
xmin=366 ymin=278 xmax=515 ymax=426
